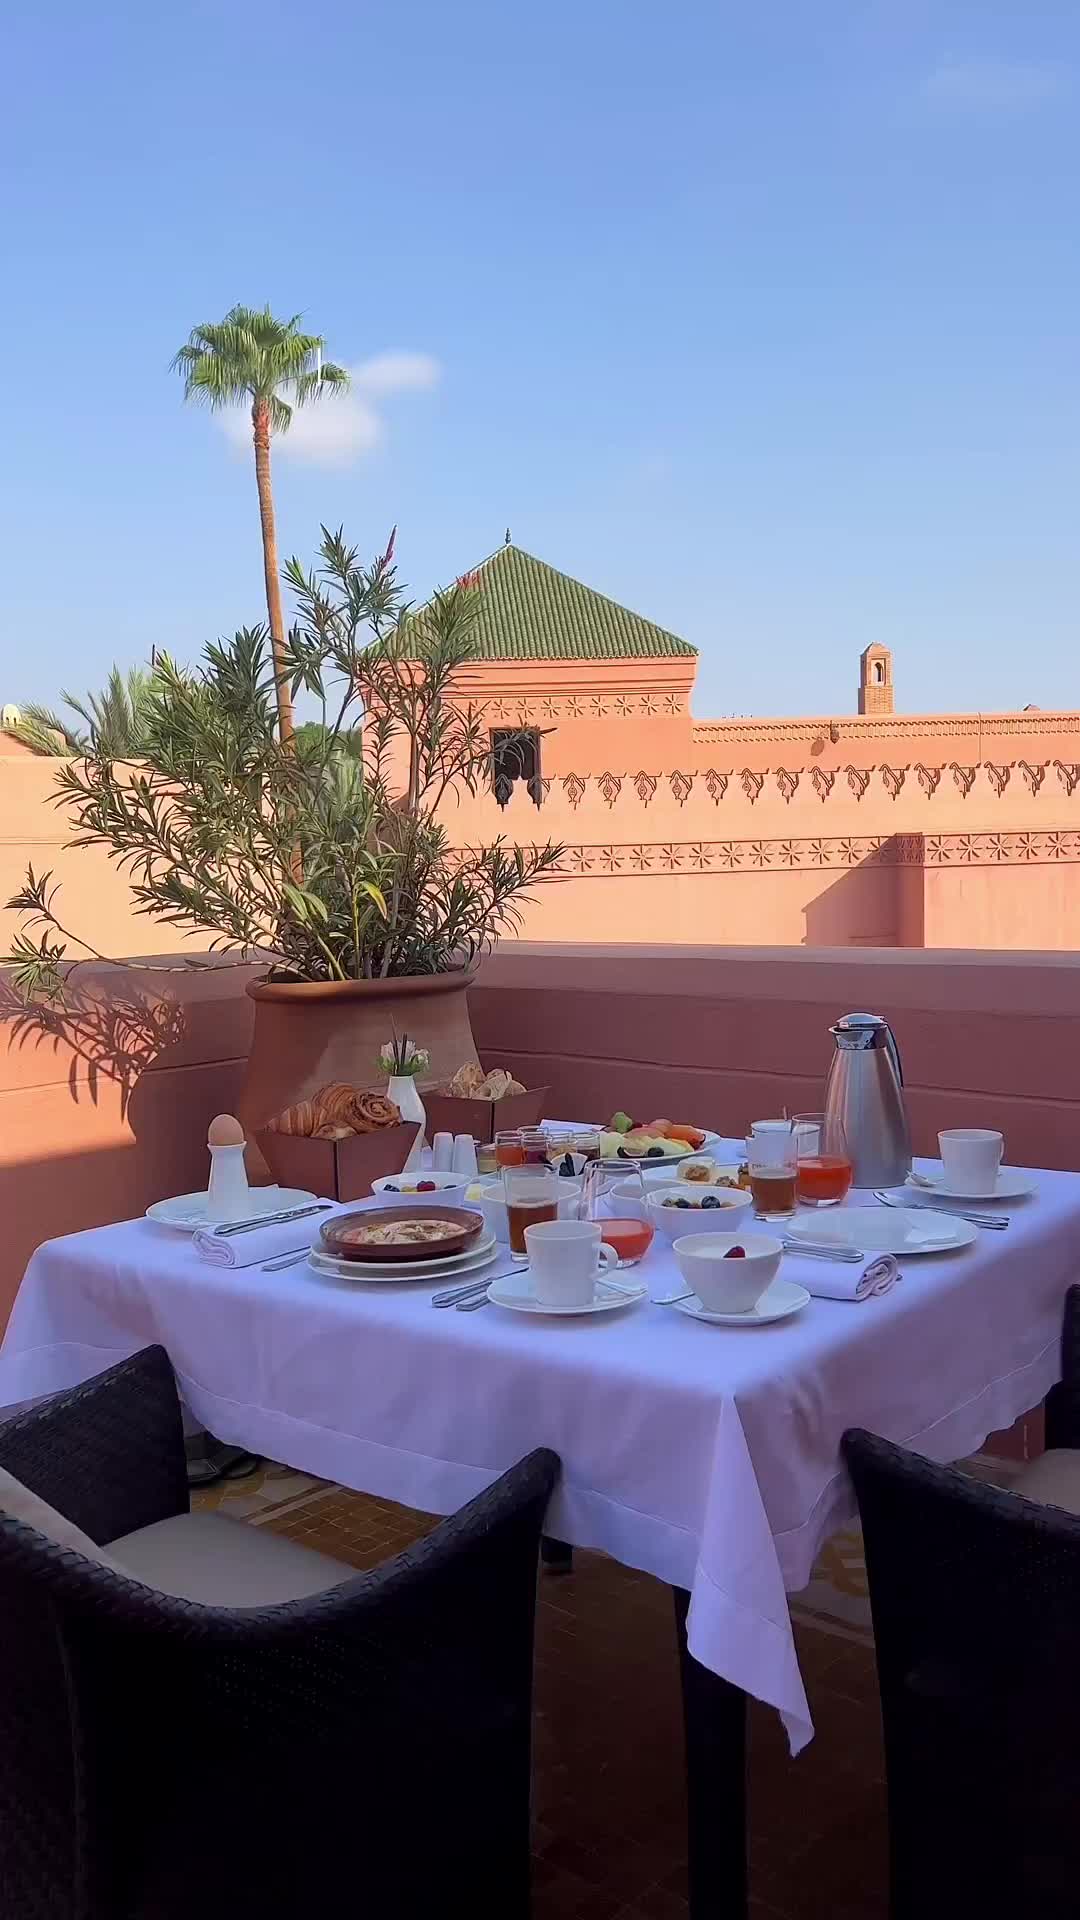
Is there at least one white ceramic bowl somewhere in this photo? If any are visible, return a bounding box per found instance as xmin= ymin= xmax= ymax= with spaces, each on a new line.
xmin=478 ymin=1178 xmax=582 ymax=1246
xmin=371 ymin=1172 xmax=469 ymax=1208
xmin=673 ymin=1232 xmax=782 ymax=1314
xmin=647 ymin=1182 xmax=752 ymax=1241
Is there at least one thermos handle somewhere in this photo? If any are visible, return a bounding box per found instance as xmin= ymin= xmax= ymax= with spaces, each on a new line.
xmin=883 ymin=1022 xmax=904 ymax=1087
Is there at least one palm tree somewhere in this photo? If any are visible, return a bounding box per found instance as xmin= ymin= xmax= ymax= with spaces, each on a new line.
xmin=171 ymin=306 xmax=349 ymax=744
xmin=3 ymin=666 xmax=165 ymax=758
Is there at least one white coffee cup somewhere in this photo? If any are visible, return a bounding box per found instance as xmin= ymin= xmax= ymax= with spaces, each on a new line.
xmin=938 ymin=1129 xmax=1004 ymax=1197
xmin=524 ymin=1218 xmax=619 ymax=1308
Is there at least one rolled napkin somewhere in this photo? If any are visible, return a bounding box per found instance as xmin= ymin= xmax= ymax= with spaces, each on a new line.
xmin=800 ymin=1254 xmax=901 ymax=1303
xmin=194 ymin=1200 xmax=351 ymax=1269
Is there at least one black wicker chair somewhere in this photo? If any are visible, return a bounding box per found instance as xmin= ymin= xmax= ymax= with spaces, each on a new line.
xmin=0 ymin=1345 xmax=559 ymax=1920
xmin=843 ymin=1286 xmax=1080 ymax=1920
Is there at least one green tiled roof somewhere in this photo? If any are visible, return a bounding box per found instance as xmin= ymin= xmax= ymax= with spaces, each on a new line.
xmin=447 ymin=543 xmax=696 ymax=661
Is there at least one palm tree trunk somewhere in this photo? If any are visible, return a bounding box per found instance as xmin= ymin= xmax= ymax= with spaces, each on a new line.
xmin=252 ymin=400 xmax=295 ymax=745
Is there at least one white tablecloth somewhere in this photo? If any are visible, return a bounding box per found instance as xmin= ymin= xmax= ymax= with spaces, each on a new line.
xmin=2 ymin=1155 xmax=1077 ymax=1752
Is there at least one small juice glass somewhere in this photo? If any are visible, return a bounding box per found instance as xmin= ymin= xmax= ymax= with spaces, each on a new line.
xmin=495 ymin=1129 xmax=525 ymax=1169
xmin=794 ymin=1112 xmax=852 ymax=1207
xmin=502 ymin=1165 xmax=558 ymax=1259
xmin=746 ymin=1121 xmax=797 ymax=1220
xmin=581 ymin=1160 xmax=654 ymax=1267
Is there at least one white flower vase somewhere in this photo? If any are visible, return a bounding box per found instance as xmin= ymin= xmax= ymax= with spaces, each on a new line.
xmin=389 ymin=1075 xmax=427 ymax=1171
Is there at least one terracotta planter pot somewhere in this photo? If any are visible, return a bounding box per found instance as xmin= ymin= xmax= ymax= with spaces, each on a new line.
xmin=239 ymin=971 xmax=477 ymax=1177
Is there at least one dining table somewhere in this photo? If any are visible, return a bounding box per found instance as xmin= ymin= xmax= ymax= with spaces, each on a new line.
xmin=1 ymin=1134 xmax=1077 ymax=1919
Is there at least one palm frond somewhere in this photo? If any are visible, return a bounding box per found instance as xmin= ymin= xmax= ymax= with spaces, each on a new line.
xmin=172 ymin=306 xmax=350 ymax=427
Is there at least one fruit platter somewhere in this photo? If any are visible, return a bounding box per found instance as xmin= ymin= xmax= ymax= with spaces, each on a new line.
xmin=595 ymin=1113 xmax=721 ymax=1166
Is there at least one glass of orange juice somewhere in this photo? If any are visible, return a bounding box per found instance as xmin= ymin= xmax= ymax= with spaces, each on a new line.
xmin=581 ymin=1160 xmax=654 ymax=1267
xmin=794 ymin=1112 xmax=853 ymax=1207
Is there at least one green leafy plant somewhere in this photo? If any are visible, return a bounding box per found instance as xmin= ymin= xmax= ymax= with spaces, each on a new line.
xmin=172 ymin=306 xmax=348 ymax=744
xmin=3 ymin=666 xmax=167 ymax=759
xmin=5 ymin=532 xmax=564 ymax=1000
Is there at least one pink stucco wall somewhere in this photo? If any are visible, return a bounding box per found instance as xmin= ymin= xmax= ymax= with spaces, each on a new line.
xmin=4 ymin=941 xmax=1080 ymax=1329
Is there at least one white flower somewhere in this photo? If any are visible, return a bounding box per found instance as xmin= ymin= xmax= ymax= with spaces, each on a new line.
xmin=378 ymin=1039 xmax=430 ymax=1076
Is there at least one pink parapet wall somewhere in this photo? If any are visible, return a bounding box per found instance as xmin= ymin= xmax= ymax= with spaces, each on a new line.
xmin=3 ymin=941 xmax=1080 ymax=1337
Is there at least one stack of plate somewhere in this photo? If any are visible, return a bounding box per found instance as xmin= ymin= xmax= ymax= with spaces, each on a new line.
xmin=308 ymin=1232 xmax=499 ymax=1285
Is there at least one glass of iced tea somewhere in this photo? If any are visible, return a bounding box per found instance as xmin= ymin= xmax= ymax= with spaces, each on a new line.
xmin=746 ymin=1121 xmax=798 ymax=1221
xmin=519 ymin=1128 xmax=553 ymax=1166
xmin=581 ymin=1160 xmax=654 ymax=1267
xmin=794 ymin=1112 xmax=853 ymax=1208
xmin=495 ymin=1129 xmax=525 ymax=1169
xmin=502 ymin=1165 xmax=558 ymax=1259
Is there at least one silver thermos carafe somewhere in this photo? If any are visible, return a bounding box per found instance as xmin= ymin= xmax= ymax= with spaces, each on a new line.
xmin=824 ymin=1012 xmax=911 ymax=1189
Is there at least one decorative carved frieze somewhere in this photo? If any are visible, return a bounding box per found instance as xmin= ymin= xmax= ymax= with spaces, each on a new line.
xmin=986 ymin=764 xmax=1011 ymax=797
xmin=597 ymin=771 xmax=622 ymax=808
xmin=845 ymin=766 xmax=872 ymax=802
xmin=704 ymin=768 xmax=728 ymax=805
xmin=811 ymin=767 xmax=835 ymax=803
xmin=880 ymin=765 xmax=906 ymax=801
xmin=562 ymin=772 xmax=586 ymax=808
xmin=740 ymin=769 xmax=765 ymax=804
xmin=950 ymin=764 xmax=976 ymax=798
xmin=1019 ymin=761 xmax=1047 ymax=795
xmin=916 ymin=764 xmax=942 ymax=796
xmin=633 ymin=771 xmax=658 ymax=806
xmin=669 ymin=770 xmax=693 ymax=806
xmin=525 ymin=832 xmax=1080 ymax=876
xmin=775 ymin=768 xmax=799 ymax=804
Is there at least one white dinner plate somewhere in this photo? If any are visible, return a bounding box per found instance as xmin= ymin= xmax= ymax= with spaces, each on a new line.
xmin=670 ymin=1277 xmax=810 ymax=1326
xmin=308 ymin=1233 xmax=498 ymax=1282
xmin=485 ymin=1269 xmax=647 ymax=1316
xmin=792 ymin=1206 xmax=977 ymax=1256
xmin=146 ymin=1187 xmax=318 ymax=1231
xmin=597 ymin=1129 xmax=722 ymax=1170
xmin=907 ymin=1165 xmax=1036 ymax=1203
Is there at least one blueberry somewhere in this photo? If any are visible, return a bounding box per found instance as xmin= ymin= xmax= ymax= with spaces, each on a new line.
xmin=701 ymin=1194 xmax=721 ymax=1209
xmin=646 ymin=1145 xmax=665 ymax=1158
xmin=617 ymin=1146 xmax=630 ymax=1158
xmin=675 ymin=1197 xmax=691 ymax=1209
xmin=560 ymin=1153 xmax=575 ymax=1178
xmin=384 ymin=1183 xmax=398 ymax=1192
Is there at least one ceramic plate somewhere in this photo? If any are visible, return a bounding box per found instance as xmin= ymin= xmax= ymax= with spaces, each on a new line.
xmin=670 ymin=1277 xmax=810 ymax=1326
xmin=146 ymin=1188 xmax=318 ymax=1232
xmin=599 ymin=1129 xmax=722 ymax=1170
xmin=486 ymin=1270 xmax=647 ymax=1316
xmin=792 ymin=1206 xmax=977 ymax=1255
xmin=907 ymin=1166 xmax=1036 ymax=1203
xmin=308 ymin=1233 xmax=498 ymax=1282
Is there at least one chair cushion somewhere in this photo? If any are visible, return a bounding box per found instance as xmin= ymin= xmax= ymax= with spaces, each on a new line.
xmin=1013 ymin=1449 xmax=1080 ymax=1516
xmin=0 ymin=1463 xmax=122 ymax=1568
xmin=108 ymin=1510 xmax=354 ymax=1605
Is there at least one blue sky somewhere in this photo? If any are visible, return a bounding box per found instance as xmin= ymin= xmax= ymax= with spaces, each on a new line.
xmin=2 ymin=0 xmax=1077 ymax=720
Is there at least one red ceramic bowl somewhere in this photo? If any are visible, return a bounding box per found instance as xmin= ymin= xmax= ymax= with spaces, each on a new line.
xmin=319 ymin=1205 xmax=484 ymax=1263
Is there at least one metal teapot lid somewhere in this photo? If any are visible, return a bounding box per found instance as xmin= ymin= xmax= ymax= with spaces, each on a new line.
xmin=831 ymin=1011 xmax=890 ymax=1049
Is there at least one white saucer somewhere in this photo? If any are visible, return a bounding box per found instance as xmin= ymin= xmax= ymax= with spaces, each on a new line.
xmin=147 ymin=1187 xmax=317 ymax=1231
xmin=907 ymin=1165 xmax=1036 ymax=1203
xmin=670 ymin=1277 xmax=810 ymax=1325
xmin=486 ymin=1270 xmax=647 ymax=1316
xmin=792 ymin=1206 xmax=977 ymax=1255
xmin=308 ymin=1233 xmax=497 ymax=1282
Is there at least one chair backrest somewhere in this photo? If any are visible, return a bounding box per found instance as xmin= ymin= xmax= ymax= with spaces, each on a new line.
xmin=843 ymin=1427 xmax=1080 ymax=1920
xmin=0 ymin=1395 xmax=559 ymax=1920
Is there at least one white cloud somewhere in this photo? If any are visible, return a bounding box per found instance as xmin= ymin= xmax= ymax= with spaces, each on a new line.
xmin=216 ymin=349 xmax=441 ymax=468
xmin=922 ymin=56 xmax=1068 ymax=113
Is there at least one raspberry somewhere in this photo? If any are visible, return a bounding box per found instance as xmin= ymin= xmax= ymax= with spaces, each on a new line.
xmin=724 ymin=1244 xmax=746 ymax=1259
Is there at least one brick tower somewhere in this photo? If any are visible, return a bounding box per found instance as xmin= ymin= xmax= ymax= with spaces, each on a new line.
xmin=858 ymin=644 xmax=893 ymax=716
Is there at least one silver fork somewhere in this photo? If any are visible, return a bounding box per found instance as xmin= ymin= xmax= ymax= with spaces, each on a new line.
xmin=873 ymin=1189 xmax=1008 ymax=1231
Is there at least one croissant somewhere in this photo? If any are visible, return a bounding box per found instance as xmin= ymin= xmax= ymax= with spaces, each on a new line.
xmin=269 ymin=1097 xmax=318 ymax=1136
xmin=313 ymin=1082 xmax=359 ymax=1127
xmin=351 ymin=1091 xmax=401 ymax=1132
xmin=313 ymin=1122 xmax=355 ymax=1140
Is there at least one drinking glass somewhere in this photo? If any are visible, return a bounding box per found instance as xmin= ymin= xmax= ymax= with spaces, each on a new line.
xmin=502 ymin=1164 xmax=558 ymax=1259
xmin=794 ymin=1111 xmax=853 ymax=1208
xmin=495 ymin=1129 xmax=525 ymax=1169
xmin=745 ymin=1121 xmax=798 ymax=1221
xmin=519 ymin=1128 xmax=553 ymax=1166
xmin=581 ymin=1160 xmax=655 ymax=1267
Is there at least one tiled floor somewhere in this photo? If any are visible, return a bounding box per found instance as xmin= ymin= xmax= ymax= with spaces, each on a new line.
xmin=251 ymin=1480 xmax=889 ymax=1920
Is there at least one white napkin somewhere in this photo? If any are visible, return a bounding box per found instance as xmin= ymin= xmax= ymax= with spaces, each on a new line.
xmin=800 ymin=1254 xmax=900 ymax=1303
xmin=194 ymin=1201 xmax=352 ymax=1269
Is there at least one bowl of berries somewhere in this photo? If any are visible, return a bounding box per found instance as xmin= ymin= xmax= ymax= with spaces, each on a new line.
xmin=646 ymin=1181 xmax=753 ymax=1242
xmin=370 ymin=1172 xmax=471 ymax=1210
